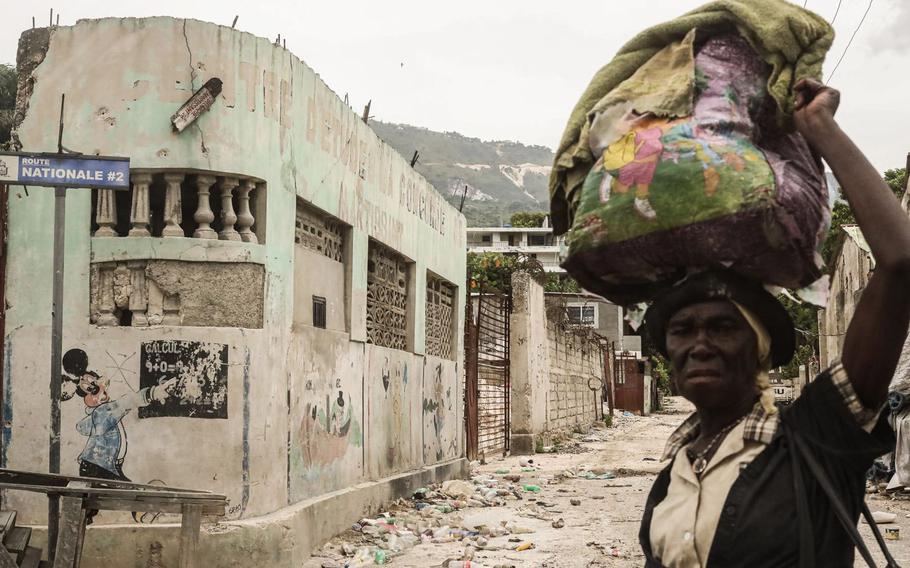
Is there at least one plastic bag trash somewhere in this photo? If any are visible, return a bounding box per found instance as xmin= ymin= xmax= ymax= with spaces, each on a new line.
xmin=344 ymin=548 xmax=373 ymax=568
xmin=442 ymin=480 xmax=476 ymax=500
xmin=869 ymin=511 xmax=898 ymax=524
xmin=515 ymin=541 xmax=534 ymax=551
xmin=522 ymin=484 xmax=541 ymax=492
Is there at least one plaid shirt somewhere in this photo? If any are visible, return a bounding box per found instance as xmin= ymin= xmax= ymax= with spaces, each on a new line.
xmin=661 ymin=362 xmax=881 ymax=461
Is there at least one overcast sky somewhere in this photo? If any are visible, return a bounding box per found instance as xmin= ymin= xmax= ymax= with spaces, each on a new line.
xmin=1 ymin=0 xmax=906 ymax=172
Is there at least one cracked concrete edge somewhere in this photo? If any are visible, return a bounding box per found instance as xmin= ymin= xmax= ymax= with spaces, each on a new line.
xmin=26 ymin=458 xmax=469 ymax=567
xmin=11 ymin=27 xmax=52 ymax=150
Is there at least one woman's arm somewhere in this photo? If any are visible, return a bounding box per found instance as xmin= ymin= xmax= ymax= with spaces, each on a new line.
xmin=794 ymin=79 xmax=910 ymax=408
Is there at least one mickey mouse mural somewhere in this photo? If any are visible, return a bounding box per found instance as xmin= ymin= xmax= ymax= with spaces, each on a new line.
xmin=61 ymin=348 xmax=176 ymax=480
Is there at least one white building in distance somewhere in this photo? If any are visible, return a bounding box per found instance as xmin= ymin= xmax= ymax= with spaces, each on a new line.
xmin=467 ymin=226 xmax=565 ymax=273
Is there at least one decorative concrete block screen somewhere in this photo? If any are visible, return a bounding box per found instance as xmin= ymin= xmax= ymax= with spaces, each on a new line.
xmin=295 ymin=202 xmax=345 ymax=262
xmin=425 ymin=275 xmax=456 ymax=359
xmin=91 ymin=170 xmax=265 ymax=243
xmin=366 ymin=241 xmax=409 ymax=350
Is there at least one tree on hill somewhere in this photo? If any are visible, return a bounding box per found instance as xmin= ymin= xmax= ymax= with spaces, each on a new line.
xmin=509 ymin=211 xmax=548 ymax=228
xmin=0 ymin=63 xmax=15 ymax=147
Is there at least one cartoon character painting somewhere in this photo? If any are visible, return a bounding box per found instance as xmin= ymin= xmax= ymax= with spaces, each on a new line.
xmin=61 ymin=348 xmax=176 ymax=481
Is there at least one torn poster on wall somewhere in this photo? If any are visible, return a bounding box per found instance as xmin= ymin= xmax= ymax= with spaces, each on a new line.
xmin=139 ymin=341 xmax=228 ymax=419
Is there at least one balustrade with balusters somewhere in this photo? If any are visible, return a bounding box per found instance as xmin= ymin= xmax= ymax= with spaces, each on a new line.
xmin=92 ymin=170 xmax=264 ymax=242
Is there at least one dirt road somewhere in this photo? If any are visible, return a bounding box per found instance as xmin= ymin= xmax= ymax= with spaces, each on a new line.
xmin=304 ymin=397 xmax=910 ymax=567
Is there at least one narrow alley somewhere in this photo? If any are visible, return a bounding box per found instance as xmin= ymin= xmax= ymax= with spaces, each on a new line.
xmin=304 ymin=396 xmax=910 ymax=568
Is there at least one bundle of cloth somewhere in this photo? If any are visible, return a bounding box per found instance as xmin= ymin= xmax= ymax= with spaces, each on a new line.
xmin=551 ymin=0 xmax=835 ymax=305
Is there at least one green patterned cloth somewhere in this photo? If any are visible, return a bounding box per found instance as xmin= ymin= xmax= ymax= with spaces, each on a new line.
xmin=549 ymin=0 xmax=834 ymax=235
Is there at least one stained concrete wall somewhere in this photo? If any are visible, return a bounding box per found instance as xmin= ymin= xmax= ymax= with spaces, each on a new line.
xmin=4 ymin=16 xmax=466 ymax=547
xmin=545 ymin=326 xmax=602 ymax=431
xmin=818 ymin=229 xmax=872 ymax=368
xmin=510 ymin=273 xmax=604 ymax=454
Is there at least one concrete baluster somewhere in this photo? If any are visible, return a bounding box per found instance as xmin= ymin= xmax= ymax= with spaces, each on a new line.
xmin=94 ymin=189 xmax=118 ymax=237
xmin=236 ymin=179 xmax=258 ymax=244
xmin=128 ymin=261 xmax=149 ymax=327
xmin=192 ymin=174 xmax=217 ymax=239
xmin=162 ymin=172 xmax=185 ymax=237
xmin=94 ymin=265 xmax=119 ymax=326
xmin=146 ymin=279 xmax=164 ymax=326
xmin=218 ymin=177 xmax=241 ymax=241
xmin=128 ymin=172 xmax=152 ymax=237
xmin=163 ymin=293 xmax=181 ymax=325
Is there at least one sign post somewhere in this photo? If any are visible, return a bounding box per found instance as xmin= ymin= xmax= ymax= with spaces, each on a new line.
xmin=0 ymin=149 xmax=129 ymax=558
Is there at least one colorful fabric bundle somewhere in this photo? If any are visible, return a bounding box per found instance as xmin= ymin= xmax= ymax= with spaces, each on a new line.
xmin=560 ymin=30 xmax=831 ymax=305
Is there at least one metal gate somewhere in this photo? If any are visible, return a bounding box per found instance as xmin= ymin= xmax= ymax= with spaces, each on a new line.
xmin=464 ymin=288 xmax=511 ymax=459
xmin=613 ymin=352 xmax=645 ymax=414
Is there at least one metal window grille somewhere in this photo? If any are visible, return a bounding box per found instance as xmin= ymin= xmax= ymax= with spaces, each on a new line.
xmin=312 ymin=296 xmax=327 ymax=329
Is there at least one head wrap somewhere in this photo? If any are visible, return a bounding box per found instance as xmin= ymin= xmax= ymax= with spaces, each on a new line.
xmin=645 ymin=270 xmax=795 ymax=367
xmin=732 ymin=302 xmax=778 ymax=415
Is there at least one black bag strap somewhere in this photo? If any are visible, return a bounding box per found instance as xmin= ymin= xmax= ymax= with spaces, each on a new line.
xmin=789 ymin=426 xmax=900 ymax=568
xmin=789 ymin=434 xmax=816 ymax=568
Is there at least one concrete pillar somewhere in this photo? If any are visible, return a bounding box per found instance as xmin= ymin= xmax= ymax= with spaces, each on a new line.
xmin=509 ymin=271 xmax=550 ymax=455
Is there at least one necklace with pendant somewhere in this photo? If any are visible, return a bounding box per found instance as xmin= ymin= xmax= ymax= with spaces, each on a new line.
xmin=688 ymin=416 xmax=745 ymax=476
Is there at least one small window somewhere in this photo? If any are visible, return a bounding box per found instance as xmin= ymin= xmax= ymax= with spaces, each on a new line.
xmin=528 ymin=234 xmax=547 ymax=246
xmin=312 ymin=296 xmax=327 ymax=329
xmin=481 ymin=235 xmax=492 ymax=243
xmin=566 ymin=304 xmax=596 ymax=326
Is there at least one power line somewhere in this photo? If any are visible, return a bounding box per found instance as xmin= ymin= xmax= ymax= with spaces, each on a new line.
xmin=830 ymin=0 xmax=843 ymax=24
xmin=827 ymin=0 xmax=875 ymax=83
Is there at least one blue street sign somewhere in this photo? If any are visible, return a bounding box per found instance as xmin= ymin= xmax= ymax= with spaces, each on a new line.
xmin=0 ymin=152 xmax=130 ymax=190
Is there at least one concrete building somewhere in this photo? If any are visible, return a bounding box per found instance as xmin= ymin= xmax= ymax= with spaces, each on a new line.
xmin=3 ymin=18 xmax=466 ymax=566
xmin=818 ymin=225 xmax=873 ymax=368
xmin=467 ymin=226 xmax=564 ymax=273
xmin=543 ymin=292 xmax=640 ymax=353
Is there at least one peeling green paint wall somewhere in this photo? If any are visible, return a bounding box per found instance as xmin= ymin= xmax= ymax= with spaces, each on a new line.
xmin=3 ymin=17 xmax=466 ymax=526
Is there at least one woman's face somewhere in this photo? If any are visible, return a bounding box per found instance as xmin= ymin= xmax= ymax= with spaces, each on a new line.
xmin=665 ymin=301 xmax=759 ymax=411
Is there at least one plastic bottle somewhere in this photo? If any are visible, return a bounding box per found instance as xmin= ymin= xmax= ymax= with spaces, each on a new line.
xmin=373 ymin=549 xmax=388 ymax=565
xmin=522 ymin=484 xmax=541 ymax=493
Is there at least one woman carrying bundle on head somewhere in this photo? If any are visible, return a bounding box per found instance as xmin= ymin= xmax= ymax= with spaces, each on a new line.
xmin=549 ymin=2 xmax=910 ymax=566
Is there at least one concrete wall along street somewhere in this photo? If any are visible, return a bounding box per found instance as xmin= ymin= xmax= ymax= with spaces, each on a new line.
xmin=818 ymin=226 xmax=873 ymax=369
xmin=2 ymin=16 xmax=467 ymax=563
xmin=510 ymin=273 xmax=605 ymax=454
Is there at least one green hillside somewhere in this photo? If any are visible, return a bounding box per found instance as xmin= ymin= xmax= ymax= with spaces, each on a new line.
xmin=370 ymin=121 xmax=553 ymax=226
